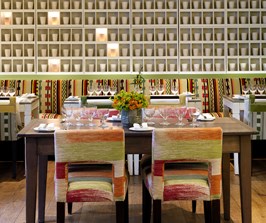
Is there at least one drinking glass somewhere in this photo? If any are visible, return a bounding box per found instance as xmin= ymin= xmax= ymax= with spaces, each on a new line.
xmin=149 ymin=86 xmax=156 ymax=95
xmin=62 ymin=106 xmax=73 ymax=127
xmin=175 ymin=106 xmax=187 ymax=126
xmin=8 ymin=87 xmax=16 ymax=96
xmin=258 ymin=85 xmax=265 ymax=95
xmin=159 ymin=107 xmax=170 ymax=125
xmin=97 ymin=109 xmax=109 ymax=128
xmin=110 ymin=86 xmax=117 ymax=96
xmin=143 ymin=107 xmax=155 ymax=125
xmin=242 ymin=85 xmax=250 ymax=95
xmin=171 ymin=85 xmax=178 ymax=95
xmin=84 ymin=105 xmax=97 ymax=127
xmin=188 ymin=107 xmax=200 ymax=127
xmin=157 ymin=85 xmax=164 ymax=95
xmin=87 ymin=85 xmax=94 ymax=96
xmin=72 ymin=108 xmax=84 ymax=126
xmin=102 ymin=85 xmax=110 ymax=95
xmin=250 ymin=85 xmax=257 ymax=95
xmin=2 ymin=87 xmax=9 ymax=97
xmin=95 ymin=85 xmax=103 ymax=96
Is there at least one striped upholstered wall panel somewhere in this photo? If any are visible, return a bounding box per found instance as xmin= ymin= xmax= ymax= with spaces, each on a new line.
xmin=0 ymin=113 xmax=17 ymax=141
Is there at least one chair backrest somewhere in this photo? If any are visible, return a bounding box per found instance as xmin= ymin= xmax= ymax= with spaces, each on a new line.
xmin=54 ymin=128 xmax=126 ymax=202
xmin=151 ymin=127 xmax=223 ymax=200
xmin=0 ymin=97 xmax=17 ymax=141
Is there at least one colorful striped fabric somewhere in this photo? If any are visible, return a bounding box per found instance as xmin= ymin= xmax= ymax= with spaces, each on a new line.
xmin=54 ymin=128 xmax=128 ymax=203
xmin=143 ymin=127 xmax=222 ymax=201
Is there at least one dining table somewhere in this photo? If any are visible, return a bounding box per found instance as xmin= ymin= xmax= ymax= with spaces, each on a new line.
xmin=17 ymin=117 xmax=256 ymax=223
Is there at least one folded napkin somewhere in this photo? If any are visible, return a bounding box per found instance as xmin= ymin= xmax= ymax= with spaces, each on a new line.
xmin=66 ymin=96 xmax=79 ymax=101
xmin=197 ymin=113 xmax=215 ymax=120
xmin=37 ymin=123 xmax=55 ymax=130
xmin=133 ymin=122 xmax=148 ymax=129
xmin=21 ymin=93 xmax=36 ymax=98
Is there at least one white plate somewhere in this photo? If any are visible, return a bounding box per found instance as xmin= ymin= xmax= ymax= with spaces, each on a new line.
xmin=129 ymin=127 xmax=155 ymax=131
xmin=33 ymin=127 xmax=60 ymax=132
xmin=107 ymin=117 xmax=121 ymax=122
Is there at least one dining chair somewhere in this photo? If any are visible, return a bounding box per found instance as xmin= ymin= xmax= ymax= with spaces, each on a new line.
xmin=141 ymin=127 xmax=223 ymax=223
xmin=54 ymin=128 xmax=128 ymax=223
xmin=0 ymin=97 xmax=18 ymax=178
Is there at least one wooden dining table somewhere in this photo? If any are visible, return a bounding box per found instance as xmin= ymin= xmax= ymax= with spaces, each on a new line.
xmin=17 ymin=117 xmax=256 ymax=223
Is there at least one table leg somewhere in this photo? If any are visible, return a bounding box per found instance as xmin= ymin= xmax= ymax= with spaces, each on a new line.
xmin=239 ymin=135 xmax=252 ymax=223
xmin=38 ymin=155 xmax=48 ymax=223
xmin=222 ymin=153 xmax=230 ymax=221
xmin=26 ymin=138 xmax=38 ymax=223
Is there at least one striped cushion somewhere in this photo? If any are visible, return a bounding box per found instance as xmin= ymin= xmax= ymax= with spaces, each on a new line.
xmin=145 ymin=127 xmax=222 ymax=201
xmin=54 ymin=129 xmax=128 ymax=203
xmin=0 ymin=113 xmax=17 ymax=141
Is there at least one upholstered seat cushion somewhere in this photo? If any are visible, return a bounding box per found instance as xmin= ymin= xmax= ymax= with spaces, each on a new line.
xmin=141 ymin=155 xmax=211 ymax=201
xmin=66 ymin=163 xmax=128 ymax=203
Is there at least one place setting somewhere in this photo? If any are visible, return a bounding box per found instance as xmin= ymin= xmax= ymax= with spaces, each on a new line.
xmin=33 ymin=123 xmax=59 ymax=132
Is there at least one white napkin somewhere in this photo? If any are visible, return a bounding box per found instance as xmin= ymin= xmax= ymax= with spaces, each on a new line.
xmin=66 ymin=96 xmax=79 ymax=101
xmin=133 ymin=123 xmax=148 ymax=129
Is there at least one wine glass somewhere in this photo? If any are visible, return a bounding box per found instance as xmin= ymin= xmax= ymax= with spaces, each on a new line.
xmin=84 ymin=105 xmax=97 ymax=127
xmin=0 ymin=87 xmax=4 ymax=96
xmin=188 ymin=107 xmax=201 ymax=127
xmin=95 ymin=85 xmax=103 ymax=96
xmin=250 ymin=85 xmax=257 ymax=95
xmin=157 ymin=85 xmax=164 ymax=95
xmin=62 ymin=106 xmax=73 ymax=127
xmin=102 ymin=85 xmax=110 ymax=96
xmin=159 ymin=107 xmax=170 ymax=125
xmin=257 ymin=85 xmax=265 ymax=95
xmin=8 ymin=87 xmax=16 ymax=96
xmin=110 ymin=87 xmax=117 ymax=96
xmin=175 ymin=106 xmax=187 ymax=126
xmin=149 ymin=86 xmax=156 ymax=95
xmin=2 ymin=87 xmax=9 ymax=97
xmin=87 ymin=85 xmax=94 ymax=96
xmin=171 ymin=85 xmax=179 ymax=95
xmin=72 ymin=108 xmax=84 ymax=126
xmin=97 ymin=109 xmax=109 ymax=128
xmin=143 ymin=107 xmax=155 ymax=125
xmin=242 ymin=85 xmax=250 ymax=95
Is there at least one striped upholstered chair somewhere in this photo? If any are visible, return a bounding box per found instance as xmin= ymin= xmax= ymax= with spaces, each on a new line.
xmin=54 ymin=128 xmax=128 ymax=223
xmin=0 ymin=97 xmax=18 ymax=178
xmin=141 ymin=127 xmax=223 ymax=223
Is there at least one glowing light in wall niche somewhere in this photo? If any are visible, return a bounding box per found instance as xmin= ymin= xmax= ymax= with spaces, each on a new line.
xmin=48 ymin=59 xmax=60 ymax=72
xmin=1 ymin=12 xmax=12 ymax=25
xmin=96 ymin=28 xmax=107 ymax=42
xmin=48 ymin=11 xmax=60 ymax=25
xmin=107 ymin=43 xmax=119 ymax=57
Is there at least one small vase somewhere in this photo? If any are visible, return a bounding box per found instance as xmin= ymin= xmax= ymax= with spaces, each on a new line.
xmin=121 ymin=109 xmax=142 ymax=127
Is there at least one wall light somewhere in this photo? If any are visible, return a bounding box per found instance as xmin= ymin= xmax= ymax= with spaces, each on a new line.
xmin=48 ymin=11 xmax=60 ymax=25
xmin=96 ymin=28 xmax=107 ymax=42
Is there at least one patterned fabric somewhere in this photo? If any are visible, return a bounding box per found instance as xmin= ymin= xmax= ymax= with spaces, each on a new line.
xmin=0 ymin=113 xmax=17 ymax=141
xmin=244 ymin=95 xmax=266 ymax=140
xmin=143 ymin=127 xmax=222 ymax=201
xmin=54 ymin=129 xmax=127 ymax=203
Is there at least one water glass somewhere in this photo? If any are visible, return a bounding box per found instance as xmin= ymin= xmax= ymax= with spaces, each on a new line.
xmin=157 ymin=85 xmax=164 ymax=95
xmin=149 ymin=86 xmax=156 ymax=95
xmin=175 ymin=106 xmax=187 ymax=126
xmin=72 ymin=108 xmax=84 ymax=126
xmin=250 ymin=85 xmax=257 ymax=95
xmin=84 ymin=105 xmax=97 ymax=127
xmin=61 ymin=106 xmax=73 ymax=127
xmin=110 ymin=87 xmax=117 ymax=96
xmin=143 ymin=107 xmax=155 ymax=125
xmin=159 ymin=108 xmax=170 ymax=125
xmin=87 ymin=85 xmax=94 ymax=96
xmin=102 ymin=85 xmax=110 ymax=96
xmin=188 ymin=107 xmax=200 ymax=127
xmin=97 ymin=109 xmax=109 ymax=128
xmin=171 ymin=85 xmax=178 ymax=95
xmin=95 ymin=85 xmax=103 ymax=96
xmin=242 ymin=85 xmax=250 ymax=95
xmin=8 ymin=87 xmax=16 ymax=96
xmin=258 ymin=85 xmax=265 ymax=95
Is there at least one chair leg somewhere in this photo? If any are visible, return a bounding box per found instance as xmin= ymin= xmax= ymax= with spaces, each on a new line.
xmin=67 ymin=203 xmax=73 ymax=215
xmin=211 ymin=200 xmax=220 ymax=223
xmin=57 ymin=202 xmax=65 ymax=223
xmin=203 ymin=201 xmax=211 ymax=223
xmin=11 ymin=141 xmax=17 ymax=179
xmin=153 ymin=200 xmax=161 ymax=223
xmin=142 ymin=181 xmax=151 ymax=223
xmin=192 ymin=200 xmax=197 ymax=213
xmin=116 ymin=190 xmax=128 ymax=223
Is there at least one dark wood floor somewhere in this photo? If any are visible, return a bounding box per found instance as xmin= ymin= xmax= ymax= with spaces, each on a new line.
xmin=1 ymin=160 xmax=266 ymax=223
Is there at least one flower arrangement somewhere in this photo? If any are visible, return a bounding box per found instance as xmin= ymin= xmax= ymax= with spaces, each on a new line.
xmin=111 ymin=90 xmax=149 ymax=111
